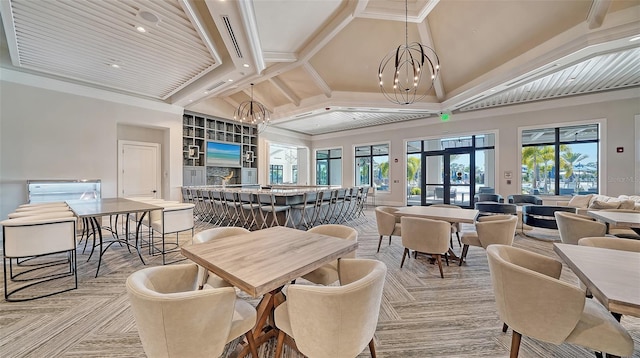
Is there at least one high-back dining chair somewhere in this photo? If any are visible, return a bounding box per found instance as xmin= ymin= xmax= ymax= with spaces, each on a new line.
xmin=555 ymin=211 xmax=607 ymax=245
xmin=126 ymin=263 xmax=258 ymax=358
xmin=301 ymin=224 xmax=358 ymax=285
xmin=400 ymin=216 xmax=451 ymax=278
xmin=274 ymin=258 xmax=387 ymax=358
xmin=2 ymin=213 xmax=78 ymax=301
xmin=191 ymin=227 xmax=250 ymax=289
xmin=486 ymin=245 xmax=633 ymax=358
xmin=374 ymin=206 xmax=401 ymax=252
xmin=459 ymin=215 xmax=517 ymax=265
xmin=149 ymin=202 xmax=195 ymax=265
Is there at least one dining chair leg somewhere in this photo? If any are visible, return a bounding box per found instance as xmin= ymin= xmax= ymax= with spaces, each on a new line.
xmin=275 ymin=330 xmax=286 ymax=358
xmin=459 ymin=244 xmax=469 ymax=266
xmin=456 ymin=232 xmax=461 ymax=246
xmin=510 ymin=331 xmax=522 ymax=358
xmin=377 ymin=235 xmax=383 ymax=253
xmin=245 ymin=331 xmax=259 ymax=358
xmin=388 ymin=235 xmax=391 ymax=245
xmin=502 ymin=322 xmax=509 ymax=332
xmin=400 ymin=248 xmax=409 ymax=268
xmin=368 ymin=338 xmax=377 ymax=358
xmin=435 ymin=254 xmax=444 ymax=278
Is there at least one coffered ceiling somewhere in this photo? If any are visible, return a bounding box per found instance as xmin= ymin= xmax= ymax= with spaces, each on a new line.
xmin=1 ymin=0 xmax=639 ymax=135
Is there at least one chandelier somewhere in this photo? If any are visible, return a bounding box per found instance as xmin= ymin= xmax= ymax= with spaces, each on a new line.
xmin=233 ymin=83 xmax=270 ymax=133
xmin=378 ymin=0 xmax=440 ymax=105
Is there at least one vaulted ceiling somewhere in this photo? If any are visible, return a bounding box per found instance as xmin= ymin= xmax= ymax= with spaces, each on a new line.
xmin=1 ymin=0 xmax=639 ymax=135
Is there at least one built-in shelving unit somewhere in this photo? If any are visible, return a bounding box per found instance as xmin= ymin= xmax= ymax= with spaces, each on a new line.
xmin=182 ymin=111 xmax=258 ymax=186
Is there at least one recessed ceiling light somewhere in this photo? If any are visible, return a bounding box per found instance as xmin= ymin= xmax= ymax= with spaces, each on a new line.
xmin=189 ymin=99 xmax=193 ymax=102
xmin=204 ymin=91 xmax=209 ymax=94
xmin=136 ymin=26 xmax=146 ymax=33
xmin=243 ymin=64 xmax=250 ymax=68
xmin=228 ymin=79 xmax=233 ymax=82
xmin=629 ymin=35 xmax=640 ymax=42
xmin=110 ymin=64 xmax=120 ymax=68
xmin=567 ymin=78 xmax=576 ymax=82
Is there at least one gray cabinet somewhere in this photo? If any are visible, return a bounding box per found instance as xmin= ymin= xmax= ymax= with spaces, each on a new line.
xmin=183 ymin=166 xmax=206 ymax=186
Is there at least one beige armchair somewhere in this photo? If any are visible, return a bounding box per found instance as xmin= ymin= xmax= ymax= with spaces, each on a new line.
xmin=459 ymin=215 xmax=517 ymax=266
xmin=400 ymin=216 xmax=451 ymax=278
xmin=274 ymin=258 xmax=387 ymax=358
xmin=578 ymin=236 xmax=640 ymax=252
xmin=126 ymin=263 xmax=258 ymax=358
xmin=555 ymin=211 xmax=606 ymax=245
xmin=374 ymin=206 xmax=401 ymax=252
xmin=301 ymin=224 xmax=358 ymax=285
xmin=486 ymin=245 xmax=634 ymax=358
xmin=2 ymin=213 xmax=78 ymax=301
xmin=191 ymin=227 xmax=249 ymax=289
xmin=430 ymin=204 xmax=462 ymax=246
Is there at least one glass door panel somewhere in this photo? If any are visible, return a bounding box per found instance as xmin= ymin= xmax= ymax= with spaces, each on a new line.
xmin=449 ymin=153 xmax=471 ymax=207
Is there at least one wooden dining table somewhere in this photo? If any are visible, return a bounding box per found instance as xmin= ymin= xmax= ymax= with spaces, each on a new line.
xmin=587 ymin=210 xmax=640 ymax=235
xmin=395 ymin=206 xmax=479 ymax=259
xmin=180 ymin=226 xmax=358 ymax=355
xmin=553 ymin=243 xmax=640 ymax=317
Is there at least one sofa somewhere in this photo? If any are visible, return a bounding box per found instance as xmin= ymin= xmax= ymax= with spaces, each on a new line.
xmin=556 ymin=194 xmax=640 ymax=215
xmin=556 ymin=194 xmax=640 ymax=239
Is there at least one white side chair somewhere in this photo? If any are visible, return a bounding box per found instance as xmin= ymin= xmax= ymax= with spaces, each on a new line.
xmin=274 ymin=258 xmax=387 ymax=358
xmin=126 ymin=263 xmax=258 ymax=358
xmin=191 ymin=227 xmax=249 ymax=289
xmin=301 ymin=224 xmax=358 ymax=285
xmin=2 ymin=213 xmax=78 ymax=301
xmin=578 ymin=236 xmax=640 ymax=252
xmin=149 ymin=202 xmax=195 ymax=265
xmin=486 ymin=245 xmax=634 ymax=358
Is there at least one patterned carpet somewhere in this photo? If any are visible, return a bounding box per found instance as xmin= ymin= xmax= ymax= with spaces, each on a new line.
xmin=1 ymin=208 xmax=639 ymax=357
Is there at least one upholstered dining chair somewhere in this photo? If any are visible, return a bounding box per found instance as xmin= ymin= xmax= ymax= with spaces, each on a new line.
xmin=2 ymin=213 xmax=78 ymax=301
xmin=126 ymin=263 xmax=258 ymax=358
xmin=374 ymin=206 xmax=401 ymax=252
xmin=400 ymin=216 xmax=451 ymax=278
xmin=578 ymin=236 xmax=640 ymax=252
xmin=486 ymin=245 xmax=634 ymax=358
xmin=430 ymin=203 xmax=462 ymax=246
xmin=555 ymin=211 xmax=607 ymax=245
xmin=274 ymin=258 xmax=387 ymax=358
xmin=459 ymin=215 xmax=518 ymax=266
xmin=301 ymin=224 xmax=358 ymax=285
xmin=191 ymin=227 xmax=250 ymax=289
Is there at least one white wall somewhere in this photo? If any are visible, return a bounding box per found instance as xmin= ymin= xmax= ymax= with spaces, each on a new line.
xmin=310 ymin=90 xmax=640 ymax=206
xmin=0 ymin=79 xmax=184 ymax=220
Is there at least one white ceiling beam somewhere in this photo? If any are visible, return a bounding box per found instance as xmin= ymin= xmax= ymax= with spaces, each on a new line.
xmin=417 ymin=19 xmax=445 ymax=101
xmin=237 ymin=0 xmax=266 ymax=73
xmin=242 ymin=87 xmax=274 ymax=112
xmin=586 ymin=0 xmax=612 ymax=29
xmin=223 ymin=97 xmax=240 ymax=109
xmin=303 ymin=63 xmax=332 ymax=98
xmin=269 ymin=77 xmax=301 ymax=106
xmin=263 ymin=52 xmax=298 ymax=63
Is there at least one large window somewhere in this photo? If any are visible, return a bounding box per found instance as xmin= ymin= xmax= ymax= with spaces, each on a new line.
xmin=521 ymin=124 xmax=598 ymax=195
xmin=316 ymin=148 xmax=342 ymax=185
xmin=355 ymin=144 xmax=389 ymax=192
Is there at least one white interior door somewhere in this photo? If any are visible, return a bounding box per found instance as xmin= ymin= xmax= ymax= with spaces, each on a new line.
xmin=118 ymin=140 xmax=161 ymax=198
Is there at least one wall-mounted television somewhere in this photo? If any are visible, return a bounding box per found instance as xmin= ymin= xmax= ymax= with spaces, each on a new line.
xmin=206 ymin=141 xmax=242 ymax=167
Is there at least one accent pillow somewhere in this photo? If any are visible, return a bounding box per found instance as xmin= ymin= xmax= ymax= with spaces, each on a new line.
xmin=589 ymin=200 xmax=621 ymax=210
xmin=618 ymin=200 xmax=636 ymax=210
xmin=568 ymin=194 xmax=592 ymax=208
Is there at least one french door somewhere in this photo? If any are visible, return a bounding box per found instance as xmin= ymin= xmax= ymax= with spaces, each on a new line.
xmin=421 ymin=148 xmax=474 ymax=207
